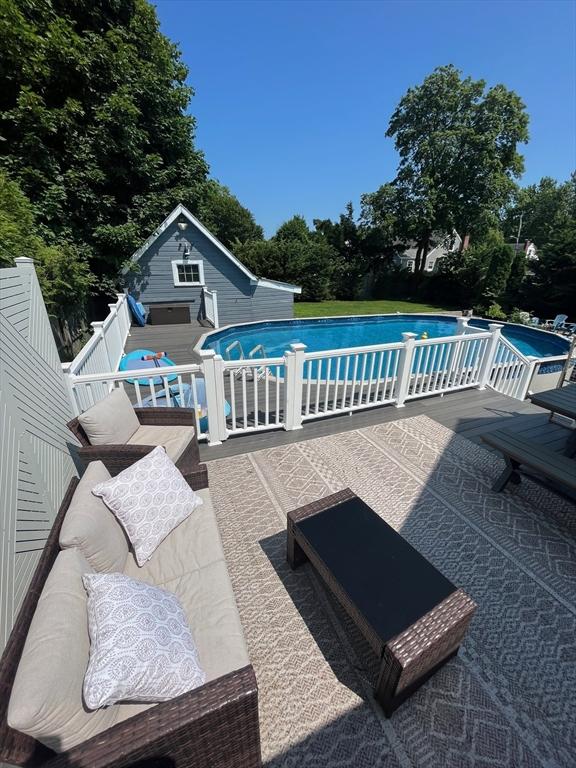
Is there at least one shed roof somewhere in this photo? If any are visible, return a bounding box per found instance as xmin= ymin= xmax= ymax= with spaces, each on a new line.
xmin=124 ymin=204 xmax=301 ymax=294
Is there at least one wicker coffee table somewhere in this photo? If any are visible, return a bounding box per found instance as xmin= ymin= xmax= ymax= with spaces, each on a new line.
xmin=287 ymin=488 xmax=476 ymax=716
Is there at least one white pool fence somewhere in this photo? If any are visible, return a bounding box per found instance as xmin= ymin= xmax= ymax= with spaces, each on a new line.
xmin=64 ymin=317 xmax=569 ymax=446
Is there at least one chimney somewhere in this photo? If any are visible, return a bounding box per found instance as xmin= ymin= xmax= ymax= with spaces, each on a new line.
xmin=462 ymin=233 xmax=470 ymax=251
xmin=524 ymin=239 xmax=531 ymax=253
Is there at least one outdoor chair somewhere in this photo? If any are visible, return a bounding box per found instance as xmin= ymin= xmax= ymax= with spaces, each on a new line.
xmin=67 ymin=387 xmax=201 ymax=475
xmin=481 ymin=429 xmax=576 ymax=496
xmin=543 ymin=313 xmax=569 ymax=331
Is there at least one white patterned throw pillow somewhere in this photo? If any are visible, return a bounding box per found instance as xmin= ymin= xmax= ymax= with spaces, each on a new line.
xmin=92 ymin=445 xmax=202 ymax=566
xmin=83 ymin=572 xmax=205 ymax=709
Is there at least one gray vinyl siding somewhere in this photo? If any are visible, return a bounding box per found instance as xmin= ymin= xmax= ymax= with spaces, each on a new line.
xmin=125 ymin=221 xmax=294 ymax=325
xmin=250 ymin=285 xmax=293 ymax=321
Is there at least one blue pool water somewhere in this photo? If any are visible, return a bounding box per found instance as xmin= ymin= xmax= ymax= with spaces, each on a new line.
xmin=202 ymin=315 xmax=569 ymax=361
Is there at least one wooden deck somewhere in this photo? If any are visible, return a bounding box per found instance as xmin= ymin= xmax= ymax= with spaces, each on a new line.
xmin=124 ymin=322 xmax=207 ymax=364
xmin=200 ymin=386 xmax=573 ymax=461
xmin=119 ymin=320 xmax=574 ymax=465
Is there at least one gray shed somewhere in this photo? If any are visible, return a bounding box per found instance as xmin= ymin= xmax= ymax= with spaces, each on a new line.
xmin=123 ymin=204 xmax=301 ymax=327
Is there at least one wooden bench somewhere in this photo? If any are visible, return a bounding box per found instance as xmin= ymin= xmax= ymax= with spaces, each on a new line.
xmin=481 ymin=429 xmax=576 ymax=494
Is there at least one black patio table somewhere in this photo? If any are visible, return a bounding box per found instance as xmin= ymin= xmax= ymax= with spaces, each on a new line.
xmin=529 ymin=383 xmax=576 ymax=456
xmin=287 ymin=488 xmax=476 ymax=716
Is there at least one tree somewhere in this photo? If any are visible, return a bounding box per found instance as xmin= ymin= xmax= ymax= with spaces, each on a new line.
xmin=503 ymin=247 xmax=527 ymax=305
xmin=0 ymin=170 xmax=93 ymax=317
xmin=481 ymin=230 xmax=515 ymax=303
xmin=198 ymin=180 xmax=263 ymax=248
xmin=315 ymin=201 xmax=400 ymax=299
xmin=314 ymin=204 xmax=364 ymax=298
xmin=526 ymin=215 xmax=576 ymax=317
xmin=501 ymin=176 xmax=574 ymax=249
xmin=235 ymin=215 xmax=341 ymax=301
xmin=274 ymin=215 xmax=310 ymax=243
xmin=385 ymin=65 xmax=529 ymax=275
xmin=0 ymin=0 xmax=208 ymax=280
xmin=431 ymin=229 xmax=515 ymax=309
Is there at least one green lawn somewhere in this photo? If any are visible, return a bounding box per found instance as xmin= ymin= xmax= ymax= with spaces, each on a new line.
xmin=294 ymin=299 xmax=456 ymax=318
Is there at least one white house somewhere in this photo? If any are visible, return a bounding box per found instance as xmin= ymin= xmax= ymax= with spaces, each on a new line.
xmin=393 ymin=232 xmax=462 ymax=273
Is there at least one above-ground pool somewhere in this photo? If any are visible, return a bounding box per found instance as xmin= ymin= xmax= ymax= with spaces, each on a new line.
xmin=201 ymin=314 xmax=570 ymax=361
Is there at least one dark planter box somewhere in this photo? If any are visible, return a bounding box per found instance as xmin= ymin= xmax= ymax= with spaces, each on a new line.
xmin=149 ymin=303 xmax=191 ymax=325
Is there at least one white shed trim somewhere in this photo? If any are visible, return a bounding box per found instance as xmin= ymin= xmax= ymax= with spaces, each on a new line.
xmin=124 ymin=204 xmax=302 ymax=294
xmin=171 ymin=259 xmax=205 ymax=287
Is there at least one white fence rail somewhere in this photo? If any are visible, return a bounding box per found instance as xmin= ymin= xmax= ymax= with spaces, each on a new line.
xmin=64 ymin=318 xmax=565 ymax=446
xmin=488 ymin=335 xmax=537 ymax=400
xmin=202 ymin=287 xmax=219 ymax=328
xmin=66 ymin=363 xmax=208 ymax=440
xmin=301 ymin=343 xmax=402 ymax=421
xmin=405 ymin=331 xmax=492 ymax=400
xmin=64 ymin=294 xmax=131 ymax=395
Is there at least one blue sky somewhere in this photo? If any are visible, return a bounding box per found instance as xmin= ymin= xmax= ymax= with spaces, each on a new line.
xmin=155 ymin=0 xmax=576 ymax=236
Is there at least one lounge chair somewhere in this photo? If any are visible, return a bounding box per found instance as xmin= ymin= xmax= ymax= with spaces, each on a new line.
xmin=67 ymin=387 xmax=200 ymax=476
xmin=543 ymin=314 xmax=569 ymax=331
xmin=481 ymin=429 xmax=576 ymax=495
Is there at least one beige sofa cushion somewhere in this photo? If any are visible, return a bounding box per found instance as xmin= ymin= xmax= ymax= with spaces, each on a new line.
xmin=116 ymin=491 xmax=249 ymax=727
xmin=114 ymin=565 xmax=250 ymax=726
xmin=59 ymin=461 xmax=129 ymax=572
xmin=78 ymin=388 xmax=140 ymax=446
xmin=164 ymin=563 xmax=250 ymax=683
xmin=8 ymin=550 xmax=117 ymax=752
xmin=123 ymin=488 xmax=224 ymax=583
xmin=127 ymin=424 xmax=194 ymax=463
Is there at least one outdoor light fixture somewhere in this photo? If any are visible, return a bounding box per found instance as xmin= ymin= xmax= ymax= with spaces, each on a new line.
xmin=177 ymin=218 xmax=188 ymax=232
xmin=183 ymin=244 xmax=192 ymax=258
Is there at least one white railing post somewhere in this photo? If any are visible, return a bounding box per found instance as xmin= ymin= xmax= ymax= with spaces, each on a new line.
xmin=477 ymin=323 xmax=503 ymax=390
xmin=212 ymin=290 xmax=219 ymax=329
xmin=199 ymin=349 xmax=228 ymax=446
xmin=517 ymin=356 xmax=539 ymax=400
xmin=284 ymin=342 xmax=307 ymax=430
xmin=456 ymin=317 xmax=469 ymax=335
xmin=116 ymin=294 xmax=129 ymax=339
xmin=90 ymin=321 xmax=114 ymax=371
xmin=61 ymin=363 xmax=80 ymax=417
xmin=14 ymin=256 xmax=34 ymax=270
xmin=395 ymin=332 xmax=417 ymax=407
xmin=108 ymin=302 xmax=124 ymax=368
xmin=125 ymin=295 xmax=131 ymax=335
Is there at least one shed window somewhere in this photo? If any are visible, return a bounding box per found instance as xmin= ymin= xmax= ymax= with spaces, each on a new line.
xmin=171 ymin=260 xmax=204 ymax=286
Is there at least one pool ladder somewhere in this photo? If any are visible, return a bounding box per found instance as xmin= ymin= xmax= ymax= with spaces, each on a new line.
xmin=224 ymin=341 xmax=268 ymax=380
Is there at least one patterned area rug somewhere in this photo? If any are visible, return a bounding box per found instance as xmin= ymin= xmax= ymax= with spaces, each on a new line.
xmin=206 ymin=415 xmax=576 ymax=768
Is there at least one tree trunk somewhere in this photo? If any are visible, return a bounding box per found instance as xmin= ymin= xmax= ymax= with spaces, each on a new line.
xmin=414 ymin=243 xmax=423 ymax=274
xmin=417 ymin=232 xmax=431 ymax=275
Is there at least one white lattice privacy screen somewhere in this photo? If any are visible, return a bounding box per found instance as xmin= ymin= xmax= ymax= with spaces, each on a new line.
xmin=0 ymin=258 xmax=77 ymax=652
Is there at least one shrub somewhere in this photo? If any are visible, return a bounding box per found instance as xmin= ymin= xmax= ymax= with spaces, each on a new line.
xmin=507 ymin=308 xmax=530 ymax=325
xmin=480 ymin=302 xmax=507 ymax=320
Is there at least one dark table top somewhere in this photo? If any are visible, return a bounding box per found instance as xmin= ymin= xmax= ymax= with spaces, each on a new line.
xmin=295 ymin=497 xmax=456 ymax=644
xmin=529 ymin=384 xmax=576 ymax=419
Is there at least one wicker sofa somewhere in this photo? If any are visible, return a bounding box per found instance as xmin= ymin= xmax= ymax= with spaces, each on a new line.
xmin=67 ymin=388 xmax=201 ymax=477
xmin=0 ymin=465 xmax=261 ymax=768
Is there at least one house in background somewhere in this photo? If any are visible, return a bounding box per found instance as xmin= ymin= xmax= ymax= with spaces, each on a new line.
xmin=393 ymin=231 xmax=462 ymax=273
xmin=123 ymin=204 xmax=301 ymax=327
xmin=512 ymin=239 xmax=538 ymax=261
